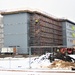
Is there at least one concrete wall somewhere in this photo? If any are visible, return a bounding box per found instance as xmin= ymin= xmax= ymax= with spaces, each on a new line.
xmin=3 ymin=13 xmax=30 ymax=54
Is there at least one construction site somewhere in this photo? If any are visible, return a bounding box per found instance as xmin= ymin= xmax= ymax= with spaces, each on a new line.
xmin=0 ymin=9 xmax=75 ymax=55
xmin=0 ymin=9 xmax=75 ymax=75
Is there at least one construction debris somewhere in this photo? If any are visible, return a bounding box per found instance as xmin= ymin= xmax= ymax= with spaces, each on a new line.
xmin=48 ymin=60 xmax=75 ymax=70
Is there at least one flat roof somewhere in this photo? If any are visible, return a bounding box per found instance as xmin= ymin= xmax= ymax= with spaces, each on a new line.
xmin=1 ymin=9 xmax=75 ymax=24
xmin=1 ymin=9 xmax=61 ymax=21
xmin=59 ymin=19 xmax=75 ymax=25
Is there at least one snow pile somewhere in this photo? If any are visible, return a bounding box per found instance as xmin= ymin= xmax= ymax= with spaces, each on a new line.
xmin=31 ymin=53 xmax=51 ymax=68
xmin=69 ymin=55 xmax=75 ymax=59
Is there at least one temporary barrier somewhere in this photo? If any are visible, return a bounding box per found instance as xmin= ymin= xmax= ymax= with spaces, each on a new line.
xmin=1 ymin=47 xmax=14 ymax=54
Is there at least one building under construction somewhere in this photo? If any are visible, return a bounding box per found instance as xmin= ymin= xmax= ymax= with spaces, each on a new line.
xmin=1 ymin=9 xmax=75 ymax=54
xmin=29 ymin=12 xmax=62 ymax=46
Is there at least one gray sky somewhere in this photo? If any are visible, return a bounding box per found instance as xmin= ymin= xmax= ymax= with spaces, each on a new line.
xmin=0 ymin=0 xmax=75 ymax=22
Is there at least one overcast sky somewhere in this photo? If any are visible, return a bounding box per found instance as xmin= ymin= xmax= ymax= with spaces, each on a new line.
xmin=0 ymin=0 xmax=75 ymax=22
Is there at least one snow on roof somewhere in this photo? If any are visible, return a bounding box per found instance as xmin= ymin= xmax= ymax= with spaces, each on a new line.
xmin=1 ymin=8 xmax=75 ymax=24
xmin=1 ymin=8 xmax=62 ymax=21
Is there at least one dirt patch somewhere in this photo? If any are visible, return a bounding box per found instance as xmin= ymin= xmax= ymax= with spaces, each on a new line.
xmin=48 ymin=60 xmax=75 ymax=70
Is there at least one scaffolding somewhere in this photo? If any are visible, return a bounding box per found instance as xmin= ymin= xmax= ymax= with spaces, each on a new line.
xmin=30 ymin=14 xmax=63 ymax=46
xmin=29 ymin=13 xmax=63 ymax=54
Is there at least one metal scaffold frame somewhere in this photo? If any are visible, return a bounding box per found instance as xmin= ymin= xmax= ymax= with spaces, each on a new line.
xmin=29 ymin=13 xmax=63 ymax=47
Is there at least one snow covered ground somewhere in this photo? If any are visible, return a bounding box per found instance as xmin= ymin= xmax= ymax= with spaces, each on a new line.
xmin=0 ymin=53 xmax=75 ymax=75
xmin=0 ymin=53 xmax=75 ymax=70
xmin=0 ymin=53 xmax=51 ymax=69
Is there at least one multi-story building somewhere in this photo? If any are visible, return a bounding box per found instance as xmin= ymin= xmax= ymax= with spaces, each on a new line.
xmin=1 ymin=10 xmax=63 ymax=54
xmin=1 ymin=9 xmax=75 ymax=54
